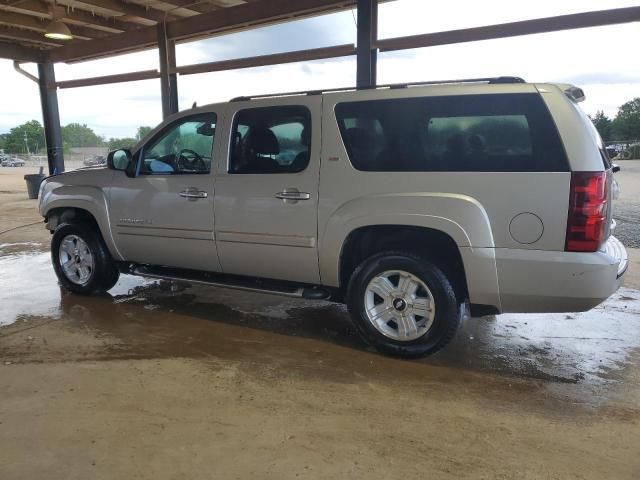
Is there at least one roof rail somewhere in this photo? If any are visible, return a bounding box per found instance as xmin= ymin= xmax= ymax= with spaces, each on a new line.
xmin=229 ymin=76 xmax=526 ymax=102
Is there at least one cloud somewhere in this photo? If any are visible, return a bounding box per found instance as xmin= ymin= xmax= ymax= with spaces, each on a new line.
xmin=176 ymin=11 xmax=357 ymax=65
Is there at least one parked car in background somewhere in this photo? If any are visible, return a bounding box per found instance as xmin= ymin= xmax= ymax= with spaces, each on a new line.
xmin=83 ymin=155 xmax=106 ymax=167
xmin=1 ymin=156 xmax=26 ymax=167
xmin=38 ymin=77 xmax=628 ymax=358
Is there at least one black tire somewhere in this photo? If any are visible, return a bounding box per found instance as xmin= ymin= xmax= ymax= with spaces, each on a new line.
xmin=51 ymin=222 xmax=119 ymax=294
xmin=346 ymin=251 xmax=461 ymax=358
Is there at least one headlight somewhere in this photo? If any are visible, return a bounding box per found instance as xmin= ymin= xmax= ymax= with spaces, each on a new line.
xmin=37 ymin=179 xmax=48 ymax=209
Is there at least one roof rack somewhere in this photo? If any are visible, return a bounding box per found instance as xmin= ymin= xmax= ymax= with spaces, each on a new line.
xmin=229 ymin=76 xmax=526 ymax=102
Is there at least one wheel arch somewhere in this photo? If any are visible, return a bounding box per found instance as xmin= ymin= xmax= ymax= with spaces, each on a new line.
xmin=44 ymin=201 xmax=122 ymax=261
xmin=336 ymin=225 xmax=468 ymax=301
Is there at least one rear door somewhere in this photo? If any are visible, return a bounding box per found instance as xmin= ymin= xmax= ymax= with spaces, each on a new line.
xmin=213 ymin=97 xmax=322 ymax=284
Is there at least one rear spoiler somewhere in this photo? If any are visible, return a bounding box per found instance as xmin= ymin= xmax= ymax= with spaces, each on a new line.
xmin=554 ymin=83 xmax=586 ymax=103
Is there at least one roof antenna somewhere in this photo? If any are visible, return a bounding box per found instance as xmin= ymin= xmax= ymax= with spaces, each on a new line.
xmin=192 ymin=102 xmax=197 ymax=108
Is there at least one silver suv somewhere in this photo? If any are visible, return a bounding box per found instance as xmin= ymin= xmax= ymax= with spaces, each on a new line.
xmin=38 ymin=77 xmax=628 ymax=358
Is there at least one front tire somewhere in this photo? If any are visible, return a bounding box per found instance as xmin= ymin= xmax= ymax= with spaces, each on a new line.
xmin=346 ymin=251 xmax=461 ymax=358
xmin=51 ymin=222 xmax=119 ymax=294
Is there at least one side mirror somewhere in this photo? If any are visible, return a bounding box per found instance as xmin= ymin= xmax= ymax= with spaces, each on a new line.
xmin=612 ymin=163 xmax=621 ymax=173
xmin=107 ymin=149 xmax=132 ymax=172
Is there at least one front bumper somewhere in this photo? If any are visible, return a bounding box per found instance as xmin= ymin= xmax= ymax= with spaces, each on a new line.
xmin=494 ymin=236 xmax=627 ymax=313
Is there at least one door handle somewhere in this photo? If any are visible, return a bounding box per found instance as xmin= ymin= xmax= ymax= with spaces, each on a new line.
xmin=275 ymin=189 xmax=311 ymax=201
xmin=179 ymin=189 xmax=208 ymax=200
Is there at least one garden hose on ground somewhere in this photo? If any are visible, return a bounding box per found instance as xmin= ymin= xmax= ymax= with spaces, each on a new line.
xmin=0 ymin=221 xmax=42 ymax=236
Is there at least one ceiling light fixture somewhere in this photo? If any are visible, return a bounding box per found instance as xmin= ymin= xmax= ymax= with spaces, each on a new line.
xmin=45 ymin=2 xmax=73 ymax=40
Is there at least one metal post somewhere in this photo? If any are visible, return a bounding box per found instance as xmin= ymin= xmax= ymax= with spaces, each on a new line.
xmin=37 ymin=62 xmax=64 ymax=174
xmin=158 ymin=24 xmax=179 ymax=118
xmin=356 ymin=0 xmax=378 ymax=88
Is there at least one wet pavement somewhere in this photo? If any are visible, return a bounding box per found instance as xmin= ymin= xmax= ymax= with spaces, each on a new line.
xmin=2 ymin=244 xmax=640 ymax=407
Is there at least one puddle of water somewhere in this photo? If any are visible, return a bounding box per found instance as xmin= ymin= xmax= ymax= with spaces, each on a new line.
xmin=435 ymin=289 xmax=640 ymax=384
xmin=0 ymin=252 xmax=61 ymax=326
xmin=0 ymin=250 xmax=156 ymax=326
xmin=0 ymin=241 xmax=44 ymax=256
xmin=1 ymin=248 xmax=639 ymax=390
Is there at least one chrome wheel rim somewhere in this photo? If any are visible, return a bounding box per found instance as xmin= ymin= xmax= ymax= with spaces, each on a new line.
xmin=59 ymin=234 xmax=94 ymax=286
xmin=364 ymin=270 xmax=435 ymax=341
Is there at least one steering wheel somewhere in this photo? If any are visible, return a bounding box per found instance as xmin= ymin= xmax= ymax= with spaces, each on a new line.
xmin=176 ymin=149 xmax=206 ymax=172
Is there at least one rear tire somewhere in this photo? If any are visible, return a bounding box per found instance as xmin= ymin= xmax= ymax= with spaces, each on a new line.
xmin=346 ymin=251 xmax=460 ymax=358
xmin=51 ymin=222 xmax=119 ymax=294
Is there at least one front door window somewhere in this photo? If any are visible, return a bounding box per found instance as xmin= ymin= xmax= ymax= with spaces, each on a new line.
xmin=141 ymin=113 xmax=217 ymax=174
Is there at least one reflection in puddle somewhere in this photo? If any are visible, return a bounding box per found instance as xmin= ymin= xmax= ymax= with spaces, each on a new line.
xmin=0 ymin=251 xmax=156 ymax=326
xmin=1 ymin=252 xmax=61 ymax=326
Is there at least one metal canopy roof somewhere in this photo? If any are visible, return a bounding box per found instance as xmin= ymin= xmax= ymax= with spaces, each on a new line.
xmin=0 ymin=0 xmax=361 ymax=63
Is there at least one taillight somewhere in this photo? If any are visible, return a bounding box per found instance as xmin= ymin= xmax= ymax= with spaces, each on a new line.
xmin=565 ymin=171 xmax=609 ymax=252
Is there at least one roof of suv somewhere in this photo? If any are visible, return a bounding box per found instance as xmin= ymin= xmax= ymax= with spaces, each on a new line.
xmin=229 ymin=76 xmax=528 ymax=103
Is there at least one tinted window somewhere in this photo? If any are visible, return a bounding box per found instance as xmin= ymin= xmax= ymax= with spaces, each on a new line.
xmin=335 ymin=94 xmax=568 ymax=172
xmin=229 ymin=106 xmax=311 ymax=174
xmin=141 ymin=113 xmax=216 ymax=175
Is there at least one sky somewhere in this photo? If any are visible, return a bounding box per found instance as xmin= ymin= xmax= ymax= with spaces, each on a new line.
xmin=1 ymin=0 xmax=639 ymax=139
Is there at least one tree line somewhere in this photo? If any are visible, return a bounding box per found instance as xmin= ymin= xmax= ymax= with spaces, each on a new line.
xmin=589 ymin=97 xmax=640 ymax=142
xmin=0 ymin=122 xmax=153 ymax=154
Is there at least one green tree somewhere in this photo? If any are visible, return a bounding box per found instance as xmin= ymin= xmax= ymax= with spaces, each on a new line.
xmin=137 ymin=126 xmax=153 ymax=140
xmin=61 ymin=123 xmax=103 ymax=148
xmin=589 ymin=110 xmax=612 ymax=142
xmin=4 ymin=120 xmax=45 ymax=154
xmin=612 ymin=98 xmax=640 ymax=141
xmin=107 ymin=137 xmax=137 ymax=150
xmin=0 ymin=133 xmax=8 ymax=151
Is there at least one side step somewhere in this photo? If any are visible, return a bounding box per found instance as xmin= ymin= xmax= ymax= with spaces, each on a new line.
xmin=130 ymin=265 xmax=331 ymax=300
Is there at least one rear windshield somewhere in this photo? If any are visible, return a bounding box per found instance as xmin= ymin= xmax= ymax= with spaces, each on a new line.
xmin=335 ymin=93 xmax=569 ymax=172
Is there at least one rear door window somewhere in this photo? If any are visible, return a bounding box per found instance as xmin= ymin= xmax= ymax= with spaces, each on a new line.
xmin=229 ymin=105 xmax=311 ymax=174
xmin=335 ymin=93 xmax=569 ymax=172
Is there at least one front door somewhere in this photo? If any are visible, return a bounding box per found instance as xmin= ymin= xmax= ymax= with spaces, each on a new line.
xmin=213 ymin=98 xmax=321 ymax=284
xmin=108 ymin=111 xmax=222 ymax=272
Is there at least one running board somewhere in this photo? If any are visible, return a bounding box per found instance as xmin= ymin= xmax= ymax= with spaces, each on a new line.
xmin=130 ymin=265 xmax=331 ymax=300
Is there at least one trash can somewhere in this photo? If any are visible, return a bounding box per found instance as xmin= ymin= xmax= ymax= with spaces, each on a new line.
xmin=24 ymin=173 xmax=45 ymax=199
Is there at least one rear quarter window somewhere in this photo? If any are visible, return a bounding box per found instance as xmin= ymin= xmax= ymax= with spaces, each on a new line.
xmin=335 ymin=93 xmax=569 ymax=172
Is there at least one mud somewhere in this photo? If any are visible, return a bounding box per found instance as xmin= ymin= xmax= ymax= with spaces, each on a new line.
xmin=2 ymin=166 xmax=640 ymax=479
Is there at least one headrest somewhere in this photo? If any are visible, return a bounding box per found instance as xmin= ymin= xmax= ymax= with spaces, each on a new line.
xmin=247 ymin=126 xmax=279 ymax=155
xmin=345 ymin=127 xmax=372 ymax=149
xmin=300 ymin=126 xmax=311 ymax=147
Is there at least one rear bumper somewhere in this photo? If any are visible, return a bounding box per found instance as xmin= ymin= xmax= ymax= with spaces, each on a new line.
xmin=494 ymin=236 xmax=627 ymax=313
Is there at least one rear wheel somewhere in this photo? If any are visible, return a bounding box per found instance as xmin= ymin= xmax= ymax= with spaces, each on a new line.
xmin=51 ymin=222 xmax=119 ymax=294
xmin=346 ymin=251 xmax=461 ymax=358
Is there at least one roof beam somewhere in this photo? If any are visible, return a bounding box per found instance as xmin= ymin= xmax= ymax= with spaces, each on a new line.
xmin=175 ymin=43 xmax=356 ymax=75
xmin=166 ymin=0 xmax=356 ymax=40
xmin=0 ymin=25 xmax=67 ymax=47
xmin=0 ymin=40 xmax=46 ymax=61
xmin=49 ymin=0 xmax=358 ymax=62
xmin=376 ymin=6 xmax=640 ymax=52
xmin=160 ymin=0 xmax=221 ymax=15
xmin=56 ymin=68 xmax=160 ymax=88
xmin=0 ymin=10 xmax=110 ymax=39
xmin=71 ymin=0 xmax=177 ymax=23
xmin=0 ymin=0 xmax=135 ymax=33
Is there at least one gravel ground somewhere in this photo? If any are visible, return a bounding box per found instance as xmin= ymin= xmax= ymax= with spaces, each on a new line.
xmin=613 ymin=160 xmax=640 ymax=248
xmin=614 ymin=203 xmax=640 ymax=248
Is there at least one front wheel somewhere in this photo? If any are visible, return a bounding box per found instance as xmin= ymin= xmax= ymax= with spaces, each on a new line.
xmin=51 ymin=222 xmax=119 ymax=294
xmin=346 ymin=251 xmax=461 ymax=358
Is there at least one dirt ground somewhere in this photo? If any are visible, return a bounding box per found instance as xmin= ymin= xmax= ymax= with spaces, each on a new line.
xmin=1 ymin=164 xmax=640 ymax=480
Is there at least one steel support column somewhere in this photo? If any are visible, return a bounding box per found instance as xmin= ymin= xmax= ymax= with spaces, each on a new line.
xmin=37 ymin=62 xmax=64 ymax=174
xmin=356 ymin=0 xmax=377 ymax=88
xmin=158 ymin=24 xmax=179 ymax=118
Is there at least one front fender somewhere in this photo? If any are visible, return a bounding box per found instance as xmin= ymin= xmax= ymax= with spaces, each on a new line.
xmin=318 ymin=193 xmax=501 ymax=308
xmin=40 ymin=182 xmax=123 ymax=261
